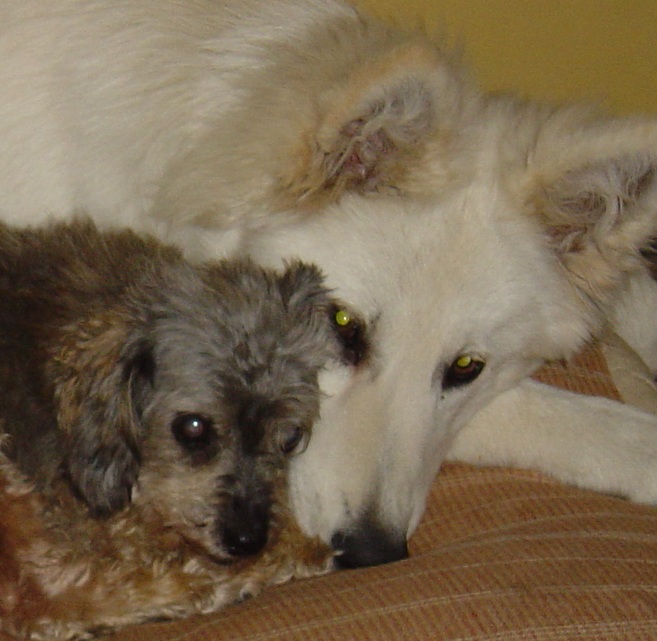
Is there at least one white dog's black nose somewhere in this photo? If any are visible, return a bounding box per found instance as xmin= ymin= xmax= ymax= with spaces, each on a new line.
xmin=332 ymin=526 xmax=409 ymax=568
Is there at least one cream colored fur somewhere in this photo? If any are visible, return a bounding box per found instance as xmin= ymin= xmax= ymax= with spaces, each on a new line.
xmin=1 ymin=0 xmax=657 ymax=564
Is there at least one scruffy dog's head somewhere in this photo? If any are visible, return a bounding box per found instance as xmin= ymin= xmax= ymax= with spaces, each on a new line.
xmin=0 ymin=220 xmax=338 ymax=559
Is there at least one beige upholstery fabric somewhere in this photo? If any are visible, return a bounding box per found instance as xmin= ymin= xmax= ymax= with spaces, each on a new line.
xmin=3 ymin=340 xmax=657 ymax=640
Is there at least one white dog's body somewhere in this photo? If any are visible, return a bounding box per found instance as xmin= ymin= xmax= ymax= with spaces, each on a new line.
xmin=2 ymin=0 xmax=657 ymax=567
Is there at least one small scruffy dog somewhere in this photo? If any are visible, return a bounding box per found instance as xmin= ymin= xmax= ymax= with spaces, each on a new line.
xmin=0 ymin=219 xmax=336 ymax=639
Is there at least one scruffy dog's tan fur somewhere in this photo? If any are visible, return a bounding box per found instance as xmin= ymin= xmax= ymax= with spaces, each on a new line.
xmin=0 ymin=445 xmax=331 ymax=640
xmin=0 ymin=220 xmax=335 ymax=639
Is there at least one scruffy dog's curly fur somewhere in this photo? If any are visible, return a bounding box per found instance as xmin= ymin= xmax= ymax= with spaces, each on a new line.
xmin=0 ymin=219 xmax=335 ymax=640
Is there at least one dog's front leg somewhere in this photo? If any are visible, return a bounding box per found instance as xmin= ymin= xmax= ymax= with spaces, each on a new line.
xmin=447 ymin=379 xmax=657 ymax=504
xmin=609 ymin=269 xmax=657 ymax=376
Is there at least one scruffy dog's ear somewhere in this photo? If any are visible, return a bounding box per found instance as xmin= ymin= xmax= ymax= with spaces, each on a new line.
xmin=282 ymin=43 xmax=470 ymax=205
xmin=278 ymin=260 xmax=330 ymax=318
xmin=50 ymin=314 xmax=154 ymax=516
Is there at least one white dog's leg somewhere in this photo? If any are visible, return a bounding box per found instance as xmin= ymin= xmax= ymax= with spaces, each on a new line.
xmin=610 ymin=269 xmax=657 ymax=375
xmin=447 ymin=379 xmax=657 ymax=503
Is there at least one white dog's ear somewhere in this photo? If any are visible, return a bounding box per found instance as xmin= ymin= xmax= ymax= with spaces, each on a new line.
xmin=283 ymin=43 xmax=470 ymax=205
xmin=527 ymin=119 xmax=657 ymax=309
xmin=51 ymin=317 xmax=154 ymax=516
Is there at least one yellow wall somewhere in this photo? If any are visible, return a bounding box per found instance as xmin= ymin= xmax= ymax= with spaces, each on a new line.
xmin=355 ymin=0 xmax=657 ymax=116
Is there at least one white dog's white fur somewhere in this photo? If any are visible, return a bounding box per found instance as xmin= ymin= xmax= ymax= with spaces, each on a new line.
xmin=2 ymin=0 xmax=657 ymax=566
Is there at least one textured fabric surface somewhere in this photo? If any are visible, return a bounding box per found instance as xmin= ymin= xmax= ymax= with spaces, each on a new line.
xmin=4 ymin=341 xmax=657 ymax=641
xmin=532 ymin=340 xmax=622 ymax=401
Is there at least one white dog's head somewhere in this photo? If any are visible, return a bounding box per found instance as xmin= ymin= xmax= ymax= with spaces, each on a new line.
xmin=245 ymin=101 xmax=657 ymax=567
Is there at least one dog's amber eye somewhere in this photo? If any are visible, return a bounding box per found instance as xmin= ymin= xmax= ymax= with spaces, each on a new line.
xmin=278 ymin=426 xmax=306 ymax=455
xmin=335 ymin=309 xmax=352 ymax=327
xmin=442 ymin=354 xmax=485 ymax=390
xmin=172 ymin=413 xmax=215 ymax=449
xmin=331 ymin=306 xmax=367 ymax=366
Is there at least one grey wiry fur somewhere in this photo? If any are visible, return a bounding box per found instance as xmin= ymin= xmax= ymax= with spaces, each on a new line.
xmin=0 ymin=218 xmax=338 ymax=558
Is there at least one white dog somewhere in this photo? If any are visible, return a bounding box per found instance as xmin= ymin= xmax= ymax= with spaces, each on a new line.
xmin=1 ymin=0 xmax=657 ymax=567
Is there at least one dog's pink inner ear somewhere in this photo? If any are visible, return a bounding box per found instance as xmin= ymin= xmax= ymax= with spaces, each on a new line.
xmin=335 ymin=119 xmax=395 ymax=187
xmin=316 ymin=79 xmax=437 ymax=198
xmin=277 ymin=43 xmax=456 ymax=207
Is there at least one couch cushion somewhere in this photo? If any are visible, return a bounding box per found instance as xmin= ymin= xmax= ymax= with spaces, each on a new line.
xmin=103 ymin=464 xmax=657 ymax=641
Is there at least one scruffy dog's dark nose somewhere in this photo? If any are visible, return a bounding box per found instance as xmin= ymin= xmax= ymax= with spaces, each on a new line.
xmin=332 ymin=524 xmax=409 ymax=568
xmin=220 ymin=498 xmax=270 ymax=557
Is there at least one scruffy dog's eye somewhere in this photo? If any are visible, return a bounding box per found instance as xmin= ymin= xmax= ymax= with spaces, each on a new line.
xmin=442 ymin=354 xmax=485 ymax=390
xmin=278 ymin=426 xmax=307 ymax=455
xmin=332 ymin=306 xmax=367 ymax=366
xmin=172 ymin=413 xmax=215 ymax=449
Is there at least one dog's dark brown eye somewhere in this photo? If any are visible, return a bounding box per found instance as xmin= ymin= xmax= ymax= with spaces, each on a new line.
xmin=331 ymin=306 xmax=367 ymax=366
xmin=278 ymin=426 xmax=306 ymax=455
xmin=172 ymin=414 xmax=215 ymax=448
xmin=442 ymin=354 xmax=485 ymax=390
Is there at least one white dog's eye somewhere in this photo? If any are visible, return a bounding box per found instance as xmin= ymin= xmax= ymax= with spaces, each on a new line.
xmin=331 ymin=305 xmax=367 ymax=366
xmin=442 ymin=354 xmax=485 ymax=390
